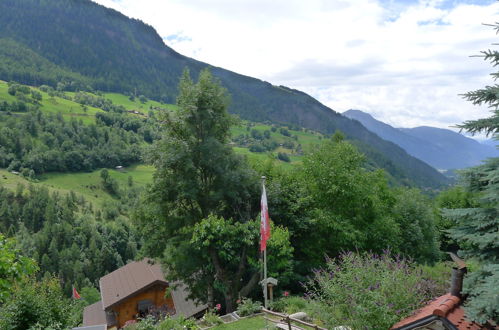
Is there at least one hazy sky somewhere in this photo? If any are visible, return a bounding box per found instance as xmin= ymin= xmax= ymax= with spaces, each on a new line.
xmin=94 ymin=0 xmax=498 ymax=131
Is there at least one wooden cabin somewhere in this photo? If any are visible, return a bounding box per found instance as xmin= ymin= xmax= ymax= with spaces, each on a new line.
xmin=82 ymin=259 xmax=206 ymax=329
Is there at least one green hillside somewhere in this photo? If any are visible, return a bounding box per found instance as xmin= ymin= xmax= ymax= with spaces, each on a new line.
xmin=0 ymin=81 xmax=326 ymax=202
xmin=0 ymin=0 xmax=450 ymax=188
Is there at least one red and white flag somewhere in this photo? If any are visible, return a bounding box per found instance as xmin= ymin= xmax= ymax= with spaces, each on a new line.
xmin=72 ymin=286 xmax=81 ymax=299
xmin=260 ymin=184 xmax=271 ymax=252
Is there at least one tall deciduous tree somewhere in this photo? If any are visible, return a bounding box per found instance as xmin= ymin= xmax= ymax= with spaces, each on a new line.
xmin=300 ymin=137 xmax=400 ymax=267
xmin=443 ymin=23 xmax=499 ymax=324
xmin=135 ymin=69 xmax=290 ymax=312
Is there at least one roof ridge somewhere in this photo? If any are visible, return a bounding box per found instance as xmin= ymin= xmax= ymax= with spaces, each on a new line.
xmin=433 ymin=295 xmax=460 ymax=317
xmin=145 ymin=258 xmax=158 ymax=280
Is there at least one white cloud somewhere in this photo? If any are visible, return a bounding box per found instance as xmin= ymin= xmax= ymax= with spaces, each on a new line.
xmin=93 ymin=0 xmax=499 ymax=130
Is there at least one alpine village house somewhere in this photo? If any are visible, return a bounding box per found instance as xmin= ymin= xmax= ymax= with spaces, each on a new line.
xmin=81 ymin=259 xmax=207 ymax=329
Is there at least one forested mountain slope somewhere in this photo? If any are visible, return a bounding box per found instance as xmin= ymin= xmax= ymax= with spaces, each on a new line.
xmin=344 ymin=110 xmax=498 ymax=170
xmin=0 ymin=0 xmax=449 ymax=188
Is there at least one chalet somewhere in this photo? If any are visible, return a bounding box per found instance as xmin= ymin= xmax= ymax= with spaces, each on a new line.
xmin=82 ymin=259 xmax=207 ymax=329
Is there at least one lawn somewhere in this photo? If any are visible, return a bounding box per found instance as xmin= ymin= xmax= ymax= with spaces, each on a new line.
xmin=212 ymin=316 xmax=268 ymax=330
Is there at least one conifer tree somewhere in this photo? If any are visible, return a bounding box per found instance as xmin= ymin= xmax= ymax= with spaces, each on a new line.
xmin=443 ymin=23 xmax=499 ymax=324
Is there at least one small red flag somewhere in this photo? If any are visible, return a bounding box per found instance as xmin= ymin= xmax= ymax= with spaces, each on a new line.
xmin=72 ymin=286 xmax=81 ymax=299
xmin=260 ymin=184 xmax=271 ymax=252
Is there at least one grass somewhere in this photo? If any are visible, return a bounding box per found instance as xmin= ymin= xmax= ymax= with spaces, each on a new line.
xmin=0 ymin=164 xmax=154 ymax=207
xmin=103 ymin=92 xmax=177 ymax=114
xmin=210 ymin=314 xmax=319 ymax=330
xmin=0 ymin=81 xmax=325 ymax=200
xmin=211 ymin=316 xmax=267 ymax=330
xmin=0 ymin=80 xmax=103 ymax=124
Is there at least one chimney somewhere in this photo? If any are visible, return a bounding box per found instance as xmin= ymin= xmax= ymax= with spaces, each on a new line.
xmin=447 ymin=252 xmax=467 ymax=298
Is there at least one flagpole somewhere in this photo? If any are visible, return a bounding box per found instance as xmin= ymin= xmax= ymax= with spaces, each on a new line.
xmin=262 ymin=176 xmax=268 ymax=309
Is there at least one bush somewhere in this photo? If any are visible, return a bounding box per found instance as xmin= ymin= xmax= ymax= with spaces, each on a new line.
xmin=203 ymin=309 xmax=223 ymax=326
xmin=237 ymin=298 xmax=262 ymax=317
xmin=249 ymin=143 xmax=265 ymax=152
xmin=277 ymin=152 xmax=290 ymax=162
xmin=269 ymin=296 xmax=310 ymax=314
xmin=157 ymin=315 xmax=197 ymax=330
xmin=305 ymin=251 xmax=443 ymax=329
xmin=279 ymin=128 xmax=290 ymax=136
xmin=0 ymin=276 xmax=82 ymax=329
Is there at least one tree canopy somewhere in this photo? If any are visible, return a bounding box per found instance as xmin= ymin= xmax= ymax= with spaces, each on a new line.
xmin=135 ymin=69 xmax=292 ymax=312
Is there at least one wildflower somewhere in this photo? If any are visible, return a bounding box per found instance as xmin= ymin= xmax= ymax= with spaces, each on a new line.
xmin=215 ymin=303 xmax=221 ymax=311
xmin=283 ymin=291 xmax=289 ymax=297
xmin=236 ymin=299 xmax=241 ymax=304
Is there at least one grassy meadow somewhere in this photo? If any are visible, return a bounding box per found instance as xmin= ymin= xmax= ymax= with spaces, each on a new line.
xmin=0 ymin=80 xmax=329 ymax=200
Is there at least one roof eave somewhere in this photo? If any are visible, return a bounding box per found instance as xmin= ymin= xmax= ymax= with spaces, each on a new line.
xmin=393 ymin=315 xmax=458 ymax=330
xmin=103 ymin=279 xmax=169 ymax=310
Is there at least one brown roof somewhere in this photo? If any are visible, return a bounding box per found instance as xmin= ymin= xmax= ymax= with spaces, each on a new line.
xmin=392 ymin=293 xmax=494 ymax=330
xmin=99 ymin=259 xmax=167 ymax=309
xmin=170 ymin=281 xmax=208 ymax=319
xmin=82 ymin=301 xmax=107 ymax=327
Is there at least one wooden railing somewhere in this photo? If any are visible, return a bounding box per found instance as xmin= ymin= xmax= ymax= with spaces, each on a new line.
xmin=261 ymin=308 xmax=327 ymax=330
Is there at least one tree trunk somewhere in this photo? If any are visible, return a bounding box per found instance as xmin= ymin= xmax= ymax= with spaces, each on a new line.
xmin=207 ymin=284 xmax=214 ymax=309
xmin=225 ymin=291 xmax=235 ymax=313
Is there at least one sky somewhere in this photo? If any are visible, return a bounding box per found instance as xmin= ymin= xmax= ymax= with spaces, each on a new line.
xmin=94 ymin=0 xmax=499 ymax=133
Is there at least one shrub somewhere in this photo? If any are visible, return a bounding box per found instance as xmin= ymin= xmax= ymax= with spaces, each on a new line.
xmin=279 ymin=128 xmax=290 ymax=136
xmin=203 ymin=309 xmax=223 ymax=326
xmin=305 ymin=251 xmax=443 ymax=329
xmin=237 ymin=298 xmax=262 ymax=317
xmin=277 ymin=152 xmax=290 ymax=162
xmin=269 ymin=296 xmax=310 ymax=314
xmin=0 ymin=276 xmax=82 ymax=329
xmin=157 ymin=315 xmax=197 ymax=330
xmin=249 ymin=143 xmax=265 ymax=152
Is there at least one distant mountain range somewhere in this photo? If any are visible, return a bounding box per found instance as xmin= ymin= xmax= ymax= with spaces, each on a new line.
xmin=343 ymin=110 xmax=498 ymax=170
xmin=0 ymin=0 xmax=450 ymax=188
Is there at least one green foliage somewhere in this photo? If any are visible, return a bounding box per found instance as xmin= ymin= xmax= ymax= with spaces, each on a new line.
xmin=136 ymin=69 xmax=262 ymax=312
xmin=0 ymin=275 xmax=83 ymax=329
xmin=443 ymin=159 xmax=499 ymax=323
xmin=269 ymin=296 xmax=310 ymax=315
xmin=301 ymin=139 xmax=399 ymax=264
xmin=80 ymin=286 xmax=101 ymax=306
xmin=441 ymin=23 xmax=499 ymax=323
xmin=0 ymin=109 xmax=144 ymax=173
xmin=391 ymin=187 xmax=440 ymax=263
xmin=0 ymin=234 xmax=37 ymax=302
xmin=0 ymin=184 xmax=137 ymax=294
xmin=100 ymin=169 xmax=119 ymax=196
xmin=434 ymin=186 xmax=477 ymax=252
xmin=277 ymin=152 xmax=290 ymax=162
xmin=203 ymin=309 xmax=224 ymax=326
xmin=236 ymin=298 xmax=262 ymax=317
xmin=305 ymin=251 xmax=444 ymax=329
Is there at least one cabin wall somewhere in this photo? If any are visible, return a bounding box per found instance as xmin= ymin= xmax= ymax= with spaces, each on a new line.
xmin=110 ymin=284 xmax=174 ymax=328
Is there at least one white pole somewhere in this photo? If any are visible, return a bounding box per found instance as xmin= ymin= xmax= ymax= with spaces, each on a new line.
xmin=262 ymin=176 xmax=268 ymax=309
xmin=264 ymin=248 xmax=268 ymax=308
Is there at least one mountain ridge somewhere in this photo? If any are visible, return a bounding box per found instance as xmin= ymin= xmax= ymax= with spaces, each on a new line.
xmin=344 ymin=109 xmax=498 ymax=170
xmin=0 ymin=0 xmax=450 ymax=188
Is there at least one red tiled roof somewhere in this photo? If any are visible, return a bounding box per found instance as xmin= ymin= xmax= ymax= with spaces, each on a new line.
xmin=392 ymin=293 xmax=492 ymax=330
